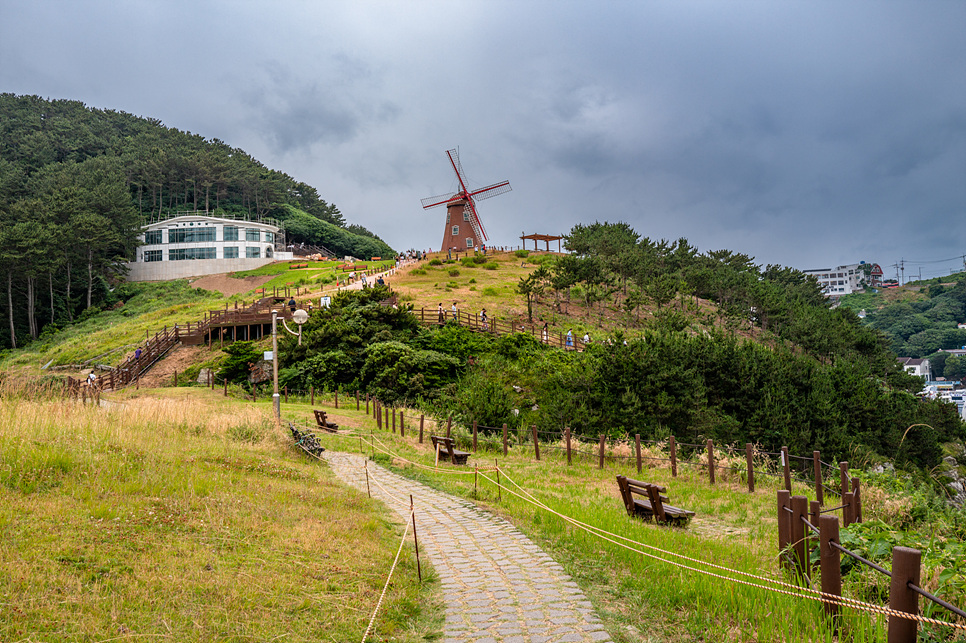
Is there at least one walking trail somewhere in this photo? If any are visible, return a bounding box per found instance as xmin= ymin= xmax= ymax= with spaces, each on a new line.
xmin=322 ymin=451 xmax=614 ymax=643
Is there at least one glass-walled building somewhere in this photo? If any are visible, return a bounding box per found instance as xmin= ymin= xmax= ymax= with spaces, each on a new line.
xmin=127 ymin=213 xmax=293 ymax=281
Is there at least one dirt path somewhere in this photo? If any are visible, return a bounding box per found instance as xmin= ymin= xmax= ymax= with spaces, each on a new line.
xmin=135 ymin=345 xmax=211 ymax=387
xmin=189 ymin=273 xmax=274 ymax=297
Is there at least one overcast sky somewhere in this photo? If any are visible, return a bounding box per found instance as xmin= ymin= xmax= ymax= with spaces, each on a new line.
xmin=2 ymin=0 xmax=964 ymax=278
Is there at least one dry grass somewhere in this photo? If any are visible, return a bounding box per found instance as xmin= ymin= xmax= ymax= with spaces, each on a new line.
xmin=0 ymin=389 xmax=439 ymax=642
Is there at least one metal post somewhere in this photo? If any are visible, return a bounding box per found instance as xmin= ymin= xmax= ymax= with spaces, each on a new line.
xmin=746 ymin=443 xmax=755 ymax=492
xmin=888 ymin=547 xmax=921 ymax=643
xmin=271 ymin=311 xmax=280 ymax=423
xmin=814 ymin=451 xmax=824 ymax=505
xmin=819 ymin=514 xmax=842 ymax=620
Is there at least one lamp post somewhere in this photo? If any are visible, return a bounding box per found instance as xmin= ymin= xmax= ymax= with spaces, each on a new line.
xmin=271 ymin=307 xmax=309 ymax=423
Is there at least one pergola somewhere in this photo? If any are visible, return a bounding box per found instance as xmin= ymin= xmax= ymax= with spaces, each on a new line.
xmin=520 ymin=232 xmax=563 ymax=253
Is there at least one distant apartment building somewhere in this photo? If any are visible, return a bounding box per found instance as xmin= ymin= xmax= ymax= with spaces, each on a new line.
xmin=800 ymin=262 xmax=882 ymax=296
xmin=126 ymin=212 xmax=294 ymax=281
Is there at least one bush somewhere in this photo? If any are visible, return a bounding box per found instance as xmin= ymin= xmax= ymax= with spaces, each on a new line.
xmin=514 ymin=249 xmax=530 ymax=258
xmin=482 ymin=287 xmax=499 ymax=296
xmin=448 ymin=269 xmax=460 ymax=277
xmin=428 ymin=259 xmax=443 ymax=266
xmin=483 ymin=263 xmax=498 ymax=271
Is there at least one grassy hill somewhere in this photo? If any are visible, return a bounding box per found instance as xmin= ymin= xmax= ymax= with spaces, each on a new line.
xmin=2 ymin=251 xmax=965 ymax=640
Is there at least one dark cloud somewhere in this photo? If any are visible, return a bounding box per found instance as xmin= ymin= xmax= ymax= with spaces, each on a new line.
xmin=0 ymin=0 xmax=963 ymax=270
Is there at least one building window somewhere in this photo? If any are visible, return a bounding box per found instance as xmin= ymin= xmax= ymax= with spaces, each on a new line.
xmin=452 ymin=225 xmax=459 ymax=235
xmin=463 ymin=210 xmax=471 ymax=221
xmin=265 ymin=231 xmax=274 ymax=243
xmin=224 ymin=247 xmax=239 ymax=259
xmin=144 ymin=230 xmax=162 ymax=245
xmin=168 ymin=228 xmax=216 ymax=243
xmin=245 ymin=228 xmax=260 ymax=242
xmin=169 ymin=247 xmax=216 ymax=260
xmin=143 ymin=250 xmax=162 ymax=262
xmin=223 ymin=226 xmax=239 ymax=241
xmin=466 ymin=237 xmax=473 ymax=248
xmin=246 ymin=247 xmax=260 ymax=258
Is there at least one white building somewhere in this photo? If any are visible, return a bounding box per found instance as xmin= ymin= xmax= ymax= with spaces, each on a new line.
xmin=899 ymin=357 xmax=932 ymax=380
xmin=800 ymin=262 xmax=882 ymax=296
xmin=126 ymin=212 xmax=294 ymax=281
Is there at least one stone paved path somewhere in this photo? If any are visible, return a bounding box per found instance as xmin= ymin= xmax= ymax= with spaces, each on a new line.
xmin=323 ymin=451 xmax=614 ymax=643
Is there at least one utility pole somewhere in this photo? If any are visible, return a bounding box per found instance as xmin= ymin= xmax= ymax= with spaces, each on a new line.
xmin=900 ymin=258 xmax=905 ymax=286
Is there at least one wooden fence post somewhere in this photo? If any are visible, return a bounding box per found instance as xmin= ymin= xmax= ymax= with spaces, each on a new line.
xmin=472 ymin=421 xmax=477 ymax=453
xmin=635 ymin=434 xmax=641 ymax=473
xmin=335 ymin=389 xmax=338 ymax=408
xmin=385 ymin=407 xmax=389 ymax=431
xmin=707 ymin=439 xmax=715 ymax=484
xmin=814 ymin=451 xmax=824 ymax=505
xmin=223 ymin=378 xmax=227 ymax=397
xmin=888 ymin=547 xmax=921 ymax=643
xmin=777 ymin=490 xmax=791 ymax=570
xmin=366 ymin=393 xmax=369 ymax=414
xmin=503 ymin=423 xmax=509 ymax=456
xmin=419 ymin=415 xmax=424 ymax=443
xmin=400 ymin=412 xmax=405 ymax=437
xmin=791 ymin=495 xmax=808 ymax=580
xmin=819 ymin=514 xmax=842 ymax=620
xmin=669 ymin=435 xmax=677 ymax=477
xmin=598 ymin=435 xmax=605 ymax=469
xmin=310 ymin=385 xmax=314 ymax=406
xmin=392 ymin=408 xmax=396 ymax=433
xmin=173 ymin=370 xmax=178 ymax=387
xmin=782 ymin=446 xmax=792 ymax=491
xmin=284 ymin=385 xmax=288 ymax=404
xmin=852 ymin=477 xmax=862 ymax=523
xmin=746 ymin=443 xmax=755 ymax=492
xmin=842 ymin=491 xmax=854 ymax=528
xmin=840 ymin=461 xmax=849 ymax=499
xmin=356 ymin=390 xmax=360 ymax=411
xmin=532 ymin=425 xmax=540 ymax=461
xmin=565 ymin=427 xmax=571 ymax=465
xmin=376 ymin=401 xmax=382 ymax=429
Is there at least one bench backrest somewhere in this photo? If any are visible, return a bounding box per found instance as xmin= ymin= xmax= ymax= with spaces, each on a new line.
xmin=619 ymin=475 xmax=671 ymax=520
xmin=431 ymin=435 xmax=457 ymax=464
xmin=314 ymin=410 xmax=327 ymax=425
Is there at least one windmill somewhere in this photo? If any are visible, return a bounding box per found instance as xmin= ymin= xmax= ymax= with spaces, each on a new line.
xmin=421 ymin=148 xmax=511 ymax=253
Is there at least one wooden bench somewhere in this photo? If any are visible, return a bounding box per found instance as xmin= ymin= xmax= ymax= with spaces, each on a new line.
xmin=313 ymin=409 xmax=339 ymax=433
xmin=616 ymin=475 xmax=695 ymax=525
xmin=431 ymin=435 xmax=471 ymax=465
xmin=290 ymin=423 xmax=325 ymax=457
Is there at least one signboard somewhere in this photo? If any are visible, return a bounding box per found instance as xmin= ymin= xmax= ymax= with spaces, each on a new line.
xmin=263 ymin=351 xmax=273 ymax=361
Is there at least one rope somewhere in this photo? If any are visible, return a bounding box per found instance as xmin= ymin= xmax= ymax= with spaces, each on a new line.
xmin=361 ymin=508 xmax=413 ymax=643
xmin=481 ymin=468 xmax=966 ymax=630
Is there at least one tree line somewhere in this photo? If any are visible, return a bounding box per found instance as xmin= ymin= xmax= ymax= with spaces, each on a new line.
xmin=0 ymin=94 xmax=394 ymax=349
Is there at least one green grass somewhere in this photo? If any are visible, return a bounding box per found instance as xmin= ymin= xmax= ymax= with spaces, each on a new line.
xmin=289 ymin=405 xmax=918 ymax=642
xmin=0 ymin=387 xmax=440 ymax=642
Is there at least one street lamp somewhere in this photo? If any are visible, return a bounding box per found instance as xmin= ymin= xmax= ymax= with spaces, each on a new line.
xmin=271 ymin=308 xmax=309 ymax=422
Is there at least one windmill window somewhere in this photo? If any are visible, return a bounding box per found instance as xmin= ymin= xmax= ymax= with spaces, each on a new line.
xmin=452 ymin=225 xmax=459 ymax=235
xmin=463 ymin=211 xmax=471 ymax=221
xmin=466 ymin=238 xmax=473 ymax=248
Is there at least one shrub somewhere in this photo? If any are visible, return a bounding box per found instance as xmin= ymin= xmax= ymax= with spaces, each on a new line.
xmin=468 ymin=278 xmax=477 ymax=284
xmin=483 ymin=263 xmax=498 ymax=271
xmin=428 ymin=258 xmax=443 ymax=266
xmin=448 ymin=269 xmax=460 ymax=277
xmin=459 ymin=258 xmax=478 ymax=268
xmin=514 ymin=249 xmax=530 ymax=258
xmin=482 ymin=287 xmax=499 ymax=296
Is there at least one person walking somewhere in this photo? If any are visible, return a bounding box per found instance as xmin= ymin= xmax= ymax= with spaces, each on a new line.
xmin=452 ymin=301 xmax=459 ymax=324
xmin=437 ymin=302 xmax=445 ymax=325
xmin=541 ymin=323 xmax=549 ymax=344
xmin=480 ymin=308 xmax=488 ymax=331
xmin=361 ymin=273 xmax=368 ymax=288
xmin=565 ymin=329 xmax=573 ymax=349
xmin=288 ymin=297 xmax=297 ymax=313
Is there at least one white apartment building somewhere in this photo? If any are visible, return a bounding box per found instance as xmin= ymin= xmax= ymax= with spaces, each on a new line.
xmin=800 ymin=262 xmax=882 ymax=296
xmin=126 ymin=212 xmax=294 ymax=281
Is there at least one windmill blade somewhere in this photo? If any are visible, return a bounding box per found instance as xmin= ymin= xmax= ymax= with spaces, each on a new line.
xmin=468 ymin=180 xmax=512 ymax=202
xmin=421 ymin=193 xmax=457 ymax=209
xmin=447 ymin=148 xmax=472 ymax=200
xmin=465 ymin=197 xmax=489 ymax=242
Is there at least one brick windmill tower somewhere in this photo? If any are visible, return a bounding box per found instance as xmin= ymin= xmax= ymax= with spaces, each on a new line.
xmin=421 ymin=148 xmax=512 ymax=253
